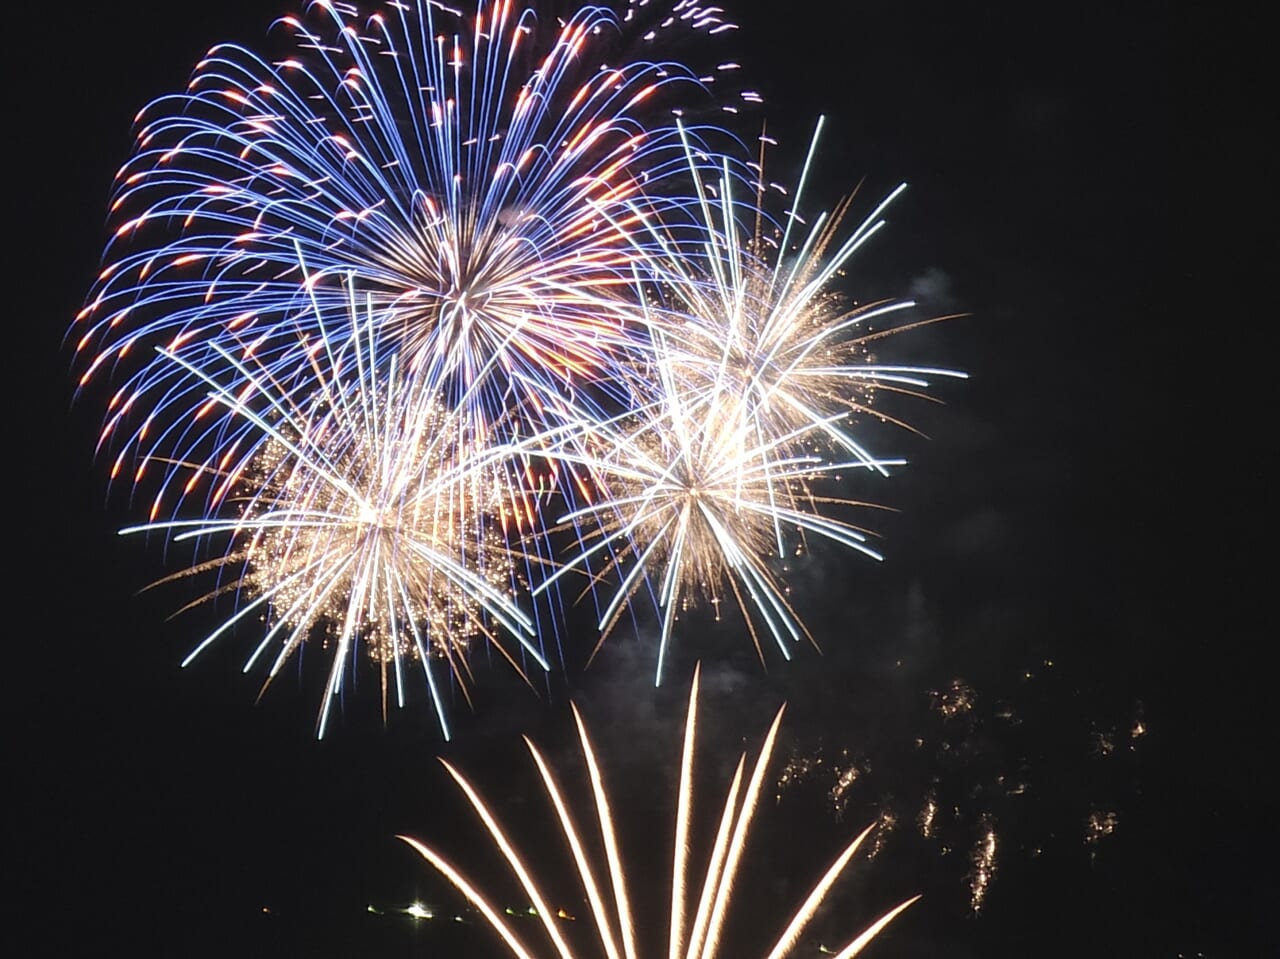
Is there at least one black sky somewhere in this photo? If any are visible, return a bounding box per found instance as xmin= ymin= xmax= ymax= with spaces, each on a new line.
xmin=9 ymin=2 xmax=1266 ymax=957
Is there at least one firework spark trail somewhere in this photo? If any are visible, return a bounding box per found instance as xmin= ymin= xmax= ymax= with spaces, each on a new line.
xmin=119 ymin=272 xmax=569 ymax=738
xmin=400 ymin=665 xmax=919 ymax=957
xmin=74 ymin=0 xmax=749 ymax=492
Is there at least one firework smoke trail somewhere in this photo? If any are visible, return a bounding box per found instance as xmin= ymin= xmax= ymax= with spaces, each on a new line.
xmin=528 ymin=119 xmax=966 ymax=681
xmin=73 ymin=0 xmax=750 ymax=488
xmin=119 ymin=272 xmax=563 ymax=738
xmin=400 ymin=666 xmax=919 ymax=957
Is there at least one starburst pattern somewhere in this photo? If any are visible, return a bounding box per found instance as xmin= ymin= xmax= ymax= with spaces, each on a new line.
xmin=122 ymin=278 xmax=551 ymax=737
xmin=74 ymin=0 xmax=745 ymax=477
xmin=534 ymin=336 xmax=897 ymax=681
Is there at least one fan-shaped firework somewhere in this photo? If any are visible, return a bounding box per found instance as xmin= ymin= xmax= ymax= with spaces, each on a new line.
xmin=400 ymin=666 xmax=918 ymax=957
xmin=121 ymin=277 xmax=554 ymax=738
xmin=74 ymin=0 xmax=747 ymax=479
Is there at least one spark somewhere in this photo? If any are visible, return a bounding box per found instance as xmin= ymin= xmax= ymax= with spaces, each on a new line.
xmin=862 ymin=808 xmax=897 ymax=861
xmin=405 ymin=902 xmax=434 ymax=920
xmin=966 ymin=815 xmax=998 ymax=914
xmin=773 ymin=745 xmax=868 ymax=821
xmin=1084 ymin=809 xmax=1119 ymax=863
xmin=829 ymin=757 xmax=869 ymax=821
xmin=918 ymin=790 xmax=938 ymax=840
xmin=931 ymin=678 xmax=976 ymax=720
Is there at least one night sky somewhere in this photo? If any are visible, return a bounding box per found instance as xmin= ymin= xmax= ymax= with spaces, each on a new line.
xmin=10 ymin=2 xmax=1264 ymax=957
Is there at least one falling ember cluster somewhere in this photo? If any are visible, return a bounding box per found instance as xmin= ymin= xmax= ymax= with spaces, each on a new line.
xmin=930 ymin=678 xmax=977 ymax=720
xmin=966 ymin=815 xmax=998 ymax=914
xmin=772 ymin=665 xmax=1149 ymax=918
xmin=776 ymin=746 xmax=872 ymax=822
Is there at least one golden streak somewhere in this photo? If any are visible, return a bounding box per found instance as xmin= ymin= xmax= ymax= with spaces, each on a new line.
xmin=402 ymin=667 xmax=918 ymax=956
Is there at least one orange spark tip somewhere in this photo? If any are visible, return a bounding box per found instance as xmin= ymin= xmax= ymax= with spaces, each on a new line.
xmin=564 ymin=120 xmax=597 ymax=154
xmin=567 ymin=82 xmax=592 ymax=113
xmin=168 ymin=330 xmax=196 ymax=351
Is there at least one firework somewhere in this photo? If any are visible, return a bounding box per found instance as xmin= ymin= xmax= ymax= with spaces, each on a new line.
xmin=121 ymin=276 xmax=555 ymax=738
xmin=74 ymin=0 xmax=747 ymax=478
xmin=628 ymin=117 xmax=968 ymax=472
xmin=533 ymin=340 xmax=897 ymax=682
xmin=400 ymin=666 xmax=918 ymax=957
xmin=528 ymin=119 xmax=964 ymax=680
